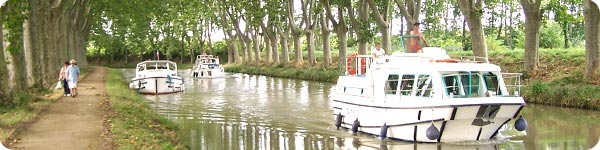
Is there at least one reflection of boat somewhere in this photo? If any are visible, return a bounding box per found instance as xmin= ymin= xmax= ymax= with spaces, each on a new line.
xmin=191 ymin=55 xmax=224 ymax=78
xmin=592 ymin=137 xmax=600 ymax=150
xmin=335 ymin=137 xmax=498 ymax=150
xmin=330 ymin=47 xmax=526 ymax=142
xmin=129 ymin=60 xmax=184 ymax=94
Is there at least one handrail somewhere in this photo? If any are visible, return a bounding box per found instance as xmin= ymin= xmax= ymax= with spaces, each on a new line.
xmin=501 ymin=73 xmax=523 ymax=97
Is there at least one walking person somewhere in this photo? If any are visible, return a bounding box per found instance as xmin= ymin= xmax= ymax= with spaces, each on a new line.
xmin=58 ymin=61 xmax=71 ymax=96
xmin=66 ymin=59 xmax=80 ymax=98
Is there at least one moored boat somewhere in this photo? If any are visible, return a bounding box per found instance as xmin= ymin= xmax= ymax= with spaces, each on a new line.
xmin=191 ymin=55 xmax=224 ymax=78
xmin=330 ymin=46 xmax=527 ymax=143
xmin=129 ymin=60 xmax=185 ymax=94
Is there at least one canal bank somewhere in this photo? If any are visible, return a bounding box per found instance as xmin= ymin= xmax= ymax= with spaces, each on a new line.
xmin=2 ymin=67 xmax=186 ymax=149
xmin=104 ymin=68 xmax=186 ymax=149
xmin=225 ymin=49 xmax=600 ymax=110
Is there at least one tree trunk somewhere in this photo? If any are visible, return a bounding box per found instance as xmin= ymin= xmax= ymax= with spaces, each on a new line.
xmin=320 ymin=12 xmax=331 ymax=66
xmin=265 ymin=35 xmax=272 ymax=63
xmin=0 ymin=8 xmax=8 ymax=100
xmin=279 ymin=27 xmax=290 ymax=64
xmin=348 ymin=0 xmax=370 ymax=55
xmin=252 ymin=29 xmax=261 ymax=62
xmin=584 ymin=0 xmax=600 ymax=80
xmin=270 ymin=34 xmax=279 ymax=64
xmin=457 ymin=0 xmax=488 ymax=58
xmin=24 ymin=17 xmax=40 ymax=88
xmin=307 ymin=31 xmax=316 ymax=64
xmin=395 ymin=0 xmax=422 ymax=34
xmin=292 ymin=34 xmax=302 ymax=64
xmin=323 ymin=0 xmax=348 ymax=63
xmin=521 ymin=0 xmax=542 ymax=72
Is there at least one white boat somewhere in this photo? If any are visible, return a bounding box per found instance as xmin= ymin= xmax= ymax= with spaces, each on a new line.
xmin=191 ymin=55 xmax=224 ymax=78
xmin=129 ymin=60 xmax=185 ymax=94
xmin=330 ymin=47 xmax=527 ymax=143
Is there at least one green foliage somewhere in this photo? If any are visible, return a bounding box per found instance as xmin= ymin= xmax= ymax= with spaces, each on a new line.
xmin=105 ymin=68 xmax=185 ymax=150
xmin=486 ymin=36 xmax=508 ymax=51
xmin=4 ymin=0 xmax=29 ymax=55
xmin=539 ymin=22 xmax=565 ymax=48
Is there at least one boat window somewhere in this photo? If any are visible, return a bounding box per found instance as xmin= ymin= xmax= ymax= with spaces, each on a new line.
xmin=443 ymin=74 xmax=463 ymax=97
xmin=416 ymin=75 xmax=433 ymax=97
xmin=400 ymin=75 xmax=415 ymax=96
xmin=384 ymin=74 xmax=399 ymax=94
xmin=483 ymin=72 xmax=501 ymax=95
xmin=460 ymin=72 xmax=482 ymax=97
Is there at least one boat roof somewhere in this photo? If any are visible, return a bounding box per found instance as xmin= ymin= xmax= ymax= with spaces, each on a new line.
xmin=136 ymin=60 xmax=178 ymax=66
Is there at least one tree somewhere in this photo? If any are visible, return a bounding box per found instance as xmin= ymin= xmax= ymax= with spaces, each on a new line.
xmin=584 ymin=0 xmax=600 ymax=80
xmin=366 ymin=0 xmax=392 ymax=54
xmin=457 ymin=0 xmax=488 ymax=58
xmin=521 ymin=0 xmax=543 ymax=72
xmin=301 ymin=0 xmax=319 ymax=64
xmin=348 ymin=0 xmax=371 ymax=55
xmin=288 ymin=0 xmax=305 ymax=64
xmin=319 ymin=11 xmax=332 ymax=66
xmin=0 ymin=7 xmax=8 ymax=102
xmin=323 ymin=0 xmax=350 ymax=62
xmin=395 ymin=0 xmax=422 ymax=34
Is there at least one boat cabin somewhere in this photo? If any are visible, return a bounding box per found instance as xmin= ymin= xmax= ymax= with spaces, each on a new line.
xmin=136 ymin=60 xmax=178 ymax=77
xmin=339 ymin=48 xmax=522 ymax=102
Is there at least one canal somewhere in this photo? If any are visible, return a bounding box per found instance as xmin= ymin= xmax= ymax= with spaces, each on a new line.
xmin=120 ymin=69 xmax=600 ymax=150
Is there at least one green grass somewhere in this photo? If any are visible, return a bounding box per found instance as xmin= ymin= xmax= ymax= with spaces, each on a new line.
xmin=105 ymin=68 xmax=186 ymax=150
xmin=225 ymin=63 xmax=340 ymax=83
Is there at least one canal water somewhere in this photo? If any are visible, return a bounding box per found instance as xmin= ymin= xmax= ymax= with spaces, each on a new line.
xmin=120 ymin=69 xmax=600 ymax=150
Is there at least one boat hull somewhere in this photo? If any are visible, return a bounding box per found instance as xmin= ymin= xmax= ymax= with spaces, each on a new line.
xmin=331 ymin=100 xmax=523 ymax=143
xmin=129 ymin=77 xmax=184 ymax=94
xmin=192 ymin=68 xmax=224 ymax=78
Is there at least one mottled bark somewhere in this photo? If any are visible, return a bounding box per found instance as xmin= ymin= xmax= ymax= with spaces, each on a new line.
xmin=252 ymin=28 xmax=261 ymax=62
xmin=320 ymin=12 xmax=331 ymax=66
xmin=279 ymin=27 xmax=290 ymax=64
xmin=288 ymin=0 xmax=303 ymax=64
xmin=521 ymin=0 xmax=542 ymax=72
xmin=584 ymin=0 xmax=600 ymax=80
xmin=0 ymin=8 xmax=8 ymax=99
xmin=457 ymin=0 xmax=488 ymax=58
xmin=264 ymin=34 xmax=272 ymax=63
xmin=301 ymin=0 xmax=318 ymax=64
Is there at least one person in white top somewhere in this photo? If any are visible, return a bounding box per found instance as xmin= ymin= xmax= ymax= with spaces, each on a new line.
xmin=371 ymin=42 xmax=385 ymax=58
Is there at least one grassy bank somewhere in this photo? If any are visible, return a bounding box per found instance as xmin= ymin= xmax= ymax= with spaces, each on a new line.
xmin=0 ymin=67 xmax=91 ymax=145
xmin=225 ymin=63 xmax=339 ymax=83
xmin=105 ymin=68 xmax=185 ymax=149
xmin=225 ymin=48 xmax=600 ymax=110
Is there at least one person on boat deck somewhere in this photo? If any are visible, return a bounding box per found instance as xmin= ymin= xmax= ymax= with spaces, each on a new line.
xmin=66 ymin=59 xmax=80 ymax=98
xmin=371 ymin=42 xmax=385 ymax=58
xmin=408 ymin=22 xmax=428 ymax=53
xmin=58 ymin=61 xmax=71 ymax=97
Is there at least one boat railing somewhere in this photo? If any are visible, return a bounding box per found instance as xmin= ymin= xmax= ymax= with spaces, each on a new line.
xmin=501 ymin=73 xmax=523 ymax=97
xmin=339 ymin=54 xmax=373 ymax=76
xmin=458 ymin=56 xmax=489 ymax=63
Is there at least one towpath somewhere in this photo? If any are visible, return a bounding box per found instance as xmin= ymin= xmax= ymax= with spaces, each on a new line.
xmin=11 ymin=67 xmax=109 ymax=150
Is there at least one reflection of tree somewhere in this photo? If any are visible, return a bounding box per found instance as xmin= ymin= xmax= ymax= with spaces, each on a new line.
xmin=523 ymin=122 xmax=538 ymax=150
xmin=588 ymin=125 xmax=600 ymax=149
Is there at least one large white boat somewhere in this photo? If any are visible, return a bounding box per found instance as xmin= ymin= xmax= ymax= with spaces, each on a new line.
xmin=330 ymin=47 xmax=527 ymax=143
xmin=129 ymin=60 xmax=185 ymax=94
xmin=191 ymin=55 xmax=224 ymax=78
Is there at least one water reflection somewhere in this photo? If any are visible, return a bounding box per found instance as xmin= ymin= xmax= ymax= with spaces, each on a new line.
xmin=119 ymin=69 xmax=600 ymax=150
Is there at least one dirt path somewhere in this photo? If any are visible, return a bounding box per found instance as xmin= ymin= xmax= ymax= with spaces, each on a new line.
xmin=11 ymin=67 xmax=107 ymax=150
